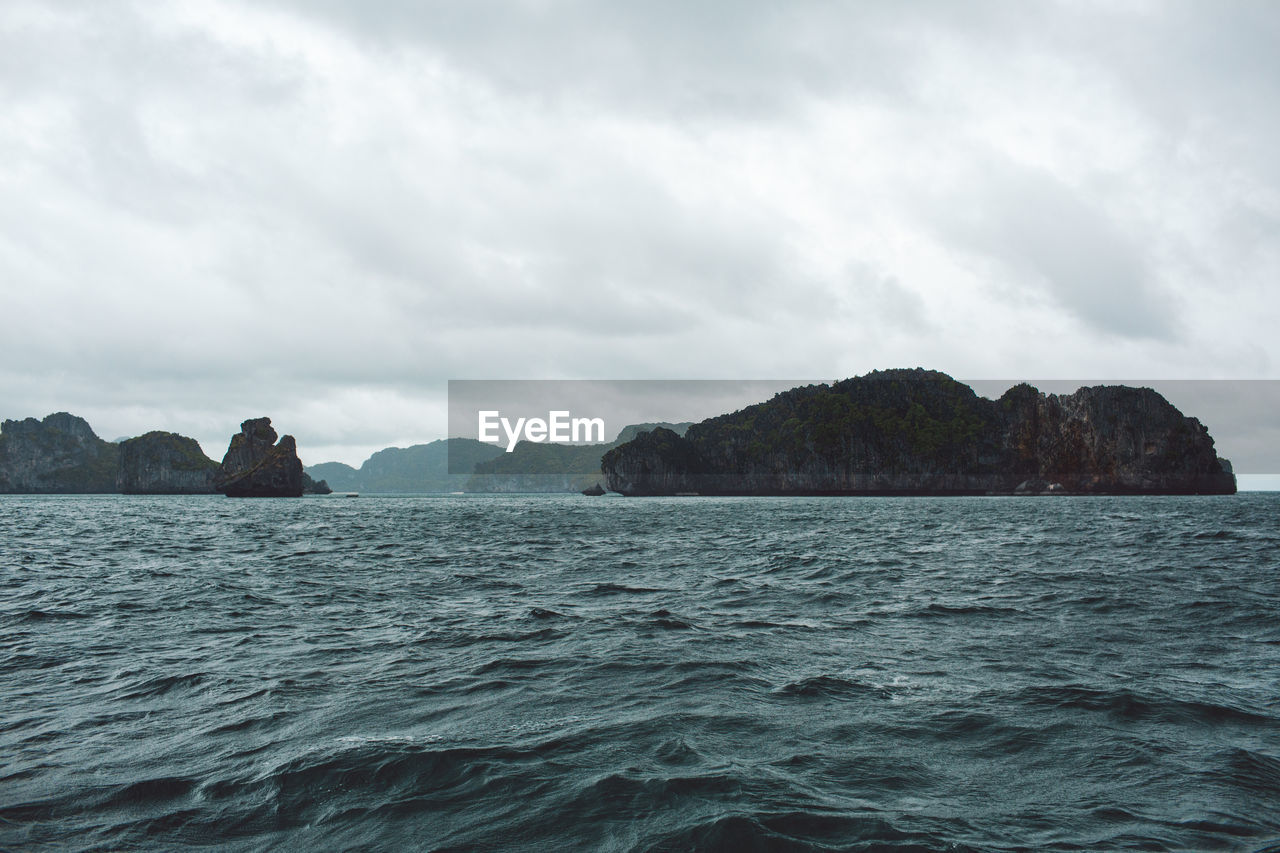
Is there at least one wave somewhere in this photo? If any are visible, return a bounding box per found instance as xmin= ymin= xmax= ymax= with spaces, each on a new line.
xmin=9 ymin=608 xmax=92 ymax=622
xmin=913 ymin=602 xmax=1023 ymax=618
xmin=1012 ymin=684 xmax=1278 ymax=727
xmin=774 ymin=675 xmax=894 ymax=701
xmin=1209 ymin=747 xmax=1280 ymax=798
xmin=5 ymin=492 xmax=1280 ymax=851
xmin=114 ymin=672 xmax=208 ymax=700
xmin=584 ymin=582 xmax=663 ymax=595
xmin=642 ymin=811 xmax=969 ymax=853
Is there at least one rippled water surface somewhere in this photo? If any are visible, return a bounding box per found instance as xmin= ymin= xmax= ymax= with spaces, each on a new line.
xmin=2 ymin=493 xmax=1279 ymax=851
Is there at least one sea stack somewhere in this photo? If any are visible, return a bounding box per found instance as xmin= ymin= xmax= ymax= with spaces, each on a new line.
xmin=214 ymin=417 xmax=304 ymax=497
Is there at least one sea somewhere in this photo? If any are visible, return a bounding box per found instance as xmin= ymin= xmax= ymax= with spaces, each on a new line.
xmin=2 ymin=493 xmax=1279 ymax=852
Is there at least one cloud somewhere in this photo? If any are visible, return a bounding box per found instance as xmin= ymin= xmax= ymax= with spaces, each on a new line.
xmin=1 ymin=0 xmax=1277 ymax=464
xmin=927 ymin=158 xmax=1179 ymax=340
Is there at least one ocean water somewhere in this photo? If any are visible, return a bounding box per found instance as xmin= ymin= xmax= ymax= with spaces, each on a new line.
xmin=2 ymin=493 xmax=1279 ymax=852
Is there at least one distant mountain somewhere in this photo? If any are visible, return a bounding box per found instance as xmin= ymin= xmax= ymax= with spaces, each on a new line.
xmin=306 ymin=438 xmax=504 ymax=493
xmin=307 ymin=461 xmax=360 ymax=491
xmin=307 ymin=424 xmax=693 ymax=494
xmin=613 ymin=422 xmax=695 ymax=444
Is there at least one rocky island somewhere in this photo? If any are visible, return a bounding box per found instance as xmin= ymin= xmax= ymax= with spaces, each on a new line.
xmin=602 ymin=370 xmax=1237 ymax=496
xmin=117 ymin=431 xmax=220 ymax=494
xmin=215 ymin=417 xmax=306 ymax=497
xmin=0 ymin=413 xmax=118 ymax=493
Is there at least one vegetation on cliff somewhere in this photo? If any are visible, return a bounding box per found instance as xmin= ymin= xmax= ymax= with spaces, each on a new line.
xmin=117 ymin=431 xmax=219 ymax=494
xmin=602 ymin=370 xmax=1236 ymax=496
xmin=0 ymin=413 xmax=119 ymax=493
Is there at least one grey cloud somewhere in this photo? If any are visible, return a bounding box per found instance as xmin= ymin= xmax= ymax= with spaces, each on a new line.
xmin=2 ymin=1 xmax=1278 ymax=464
xmin=842 ymin=263 xmax=931 ymax=333
xmin=261 ymin=0 xmax=922 ymax=118
xmin=927 ymin=158 xmax=1179 ymax=340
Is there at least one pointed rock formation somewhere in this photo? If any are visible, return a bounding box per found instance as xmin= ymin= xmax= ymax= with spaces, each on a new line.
xmin=214 ymin=417 xmax=304 ymax=497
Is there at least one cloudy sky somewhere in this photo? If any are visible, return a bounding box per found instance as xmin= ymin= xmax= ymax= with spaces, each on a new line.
xmin=2 ymin=1 xmax=1277 ymax=468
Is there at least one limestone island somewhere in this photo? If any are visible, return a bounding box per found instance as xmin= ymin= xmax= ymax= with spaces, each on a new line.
xmin=601 ymin=369 xmax=1236 ymax=496
xmin=215 ymin=417 xmax=306 ymax=497
xmin=118 ymin=431 xmax=221 ymax=494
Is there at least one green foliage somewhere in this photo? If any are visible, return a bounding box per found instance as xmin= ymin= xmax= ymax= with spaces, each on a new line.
xmin=664 ymin=370 xmax=1000 ymax=473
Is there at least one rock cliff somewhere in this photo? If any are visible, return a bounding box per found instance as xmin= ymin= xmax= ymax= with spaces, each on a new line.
xmin=602 ymin=370 xmax=1236 ymax=496
xmin=116 ymin=431 xmax=219 ymax=494
xmin=996 ymin=382 xmax=1234 ymax=494
xmin=0 ymin=413 xmax=119 ymax=493
xmin=302 ymin=473 xmax=332 ymax=495
xmin=214 ymin=417 xmax=304 ymax=497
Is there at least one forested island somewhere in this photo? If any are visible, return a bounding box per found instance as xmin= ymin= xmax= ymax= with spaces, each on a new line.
xmin=602 ymin=370 xmax=1236 ymax=496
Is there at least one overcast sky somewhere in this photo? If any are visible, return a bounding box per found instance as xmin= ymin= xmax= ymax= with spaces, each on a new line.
xmin=2 ymin=1 xmax=1277 ymax=470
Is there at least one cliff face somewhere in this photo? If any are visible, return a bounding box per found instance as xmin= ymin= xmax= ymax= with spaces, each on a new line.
xmin=116 ymin=431 xmax=219 ymax=494
xmin=302 ymin=473 xmax=332 ymax=495
xmin=997 ymin=383 xmax=1236 ymax=494
xmin=0 ymin=413 xmax=119 ymax=493
xmin=214 ymin=417 xmax=304 ymax=497
xmin=602 ymin=370 xmax=1236 ymax=496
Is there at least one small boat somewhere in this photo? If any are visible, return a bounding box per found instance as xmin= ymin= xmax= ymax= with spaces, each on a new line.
xmin=344 ymin=492 xmax=359 ymax=498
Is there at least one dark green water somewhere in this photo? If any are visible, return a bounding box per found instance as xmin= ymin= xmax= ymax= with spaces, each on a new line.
xmin=2 ymin=494 xmax=1278 ymax=851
